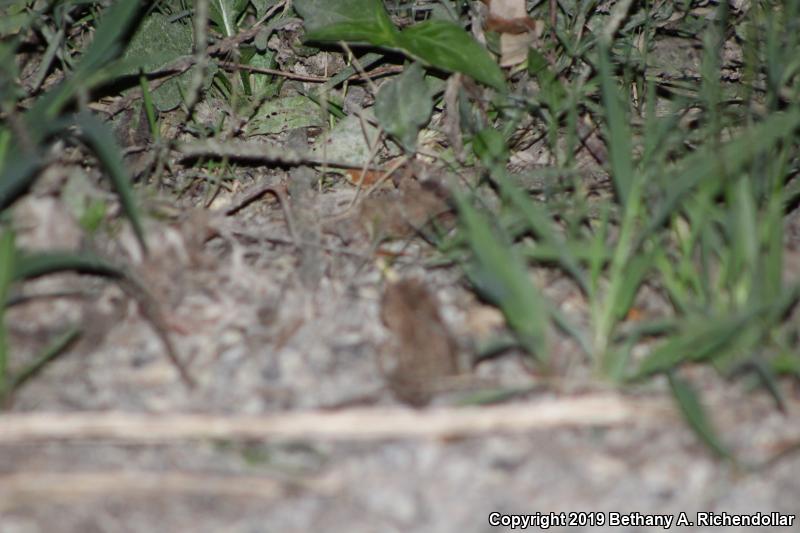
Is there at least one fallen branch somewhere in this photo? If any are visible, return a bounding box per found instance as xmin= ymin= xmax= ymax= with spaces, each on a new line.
xmin=175 ymin=138 xmax=384 ymax=170
xmin=0 ymin=395 xmax=674 ymax=444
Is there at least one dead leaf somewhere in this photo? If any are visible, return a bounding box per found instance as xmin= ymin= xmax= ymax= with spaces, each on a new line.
xmin=482 ymin=0 xmax=537 ymax=33
xmin=499 ymin=32 xmax=539 ymax=67
xmin=343 ymin=156 xmax=410 ymax=187
xmin=344 ymin=168 xmax=389 ymax=187
xmin=481 ymin=0 xmax=544 ymax=67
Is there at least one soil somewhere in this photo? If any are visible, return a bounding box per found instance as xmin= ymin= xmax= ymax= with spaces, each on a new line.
xmin=2 ymin=163 xmax=799 ymax=532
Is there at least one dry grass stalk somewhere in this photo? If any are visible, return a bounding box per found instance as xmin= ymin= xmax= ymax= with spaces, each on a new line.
xmin=0 ymin=395 xmax=674 ymax=444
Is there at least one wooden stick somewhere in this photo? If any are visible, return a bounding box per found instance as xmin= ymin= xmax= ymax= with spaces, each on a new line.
xmin=218 ymin=61 xmax=330 ymax=82
xmin=175 ymin=138 xmax=384 ymax=170
xmin=0 ymin=396 xmax=674 ymax=444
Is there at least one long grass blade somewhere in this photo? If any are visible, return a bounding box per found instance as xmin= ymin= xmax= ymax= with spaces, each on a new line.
xmin=598 ymin=45 xmax=634 ymax=206
xmin=639 ymin=109 xmax=800 ymax=249
xmin=10 ymin=326 xmax=81 ymax=392
xmin=27 ymin=0 xmax=142 ymax=123
xmin=0 ymin=154 xmax=44 ymax=211
xmin=13 ymin=251 xmax=125 ymax=281
xmin=0 ymin=230 xmax=15 ymax=398
xmin=455 ymin=191 xmax=548 ymax=361
xmin=74 ymin=112 xmax=148 ymax=254
xmin=668 ymin=372 xmax=731 ymax=458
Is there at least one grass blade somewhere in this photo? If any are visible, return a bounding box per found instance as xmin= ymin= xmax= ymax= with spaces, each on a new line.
xmin=0 ymin=230 xmax=15 ymax=398
xmin=455 ymin=191 xmax=548 ymax=362
xmin=598 ymin=44 xmax=634 ymax=206
xmin=74 ymin=112 xmax=148 ymax=254
xmin=28 ymin=0 xmax=142 ymax=123
xmin=639 ymin=109 xmax=800 ymax=249
xmin=669 ymin=372 xmax=731 ymax=458
xmin=496 ymin=174 xmax=588 ymax=294
xmin=13 ymin=251 xmax=125 ymax=281
xmin=13 ymin=250 xmax=194 ymax=388
xmin=0 ymin=153 xmax=43 ymax=211
xmin=634 ymin=313 xmax=753 ymax=379
xmin=9 ymin=326 xmax=81 ymax=393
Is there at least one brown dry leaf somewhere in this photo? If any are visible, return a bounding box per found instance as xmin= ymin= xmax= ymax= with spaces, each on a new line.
xmin=481 ymin=0 xmax=544 ymax=67
xmin=343 ymin=156 xmax=412 ymax=188
xmin=344 ymin=168 xmax=388 ymax=187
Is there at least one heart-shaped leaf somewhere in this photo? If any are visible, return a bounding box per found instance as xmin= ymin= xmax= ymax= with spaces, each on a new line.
xmin=123 ymin=13 xmax=196 ymax=111
xmin=374 ymin=63 xmax=433 ymax=152
xmin=295 ymin=0 xmax=506 ymax=90
xmin=398 ymin=20 xmax=506 ymax=91
xmin=247 ymin=95 xmax=324 ymax=135
xmin=294 ymin=0 xmax=398 ymax=47
xmin=309 ymin=114 xmax=381 ymax=167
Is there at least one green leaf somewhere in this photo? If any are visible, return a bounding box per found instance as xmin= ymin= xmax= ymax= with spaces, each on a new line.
xmin=455 ymin=191 xmax=548 ymax=360
xmin=247 ymin=95 xmax=324 ymax=135
xmin=247 ymin=49 xmax=279 ymax=95
xmin=473 ymin=128 xmax=509 ymax=165
xmin=294 ymin=0 xmax=399 ymax=47
xmin=309 ymin=114 xmax=381 ymax=167
xmin=0 ymin=230 xmax=15 ymax=397
xmin=72 ymin=0 xmax=143 ymax=78
xmin=398 ymin=20 xmax=506 ymax=91
xmin=0 ymin=153 xmax=44 ymax=212
xmin=612 ymin=253 xmax=653 ymax=321
xmin=74 ymin=112 xmax=148 ymax=254
xmin=669 ymin=373 xmax=731 ymax=458
xmin=209 ymin=0 xmax=249 ymax=37
xmin=528 ymin=48 xmax=566 ymax=110
xmin=294 ymin=1 xmax=505 ymax=90
xmin=10 ymin=326 xmax=81 ymax=392
xmin=0 ymin=0 xmax=34 ymax=36
xmin=123 ymin=13 xmax=196 ymax=111
xmin=749 ymin=359 xmax=786 ymax=412
xmin=78 ymin=198 xmax=109 ymax=234
xmin=374 ymin=63 xmax=434 ymax=152
xmin=634 ymin=313 xmax=753 ymax=378
xmin=598 ymin=44 xmax=634 ymax=206
xmin=640 ymin=108 xmax=800 ymax=248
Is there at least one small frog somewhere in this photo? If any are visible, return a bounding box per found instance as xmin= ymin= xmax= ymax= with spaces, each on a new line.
xmin=379 ymin=279 xmax=460 ymax=406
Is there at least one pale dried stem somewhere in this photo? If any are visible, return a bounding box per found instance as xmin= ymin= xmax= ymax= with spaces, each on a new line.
xmin=0 ymin=471 xmax=334 ymax=510
xmin=0 ymin=396 xmax=674 ymax=444
xmin=218 ymin=61 xmax=329 ymax=82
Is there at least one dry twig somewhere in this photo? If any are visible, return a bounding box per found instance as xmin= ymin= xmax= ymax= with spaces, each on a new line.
xmin=0 ymin=395 xmax=674 ymax=443
xmin=0 ymin=471 xmax=335 ymax=509
xmin=218 ymin=61 xmax=329 ymax=82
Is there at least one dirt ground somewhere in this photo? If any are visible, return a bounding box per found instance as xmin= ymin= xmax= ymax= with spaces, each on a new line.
xmin=1 ymin=162 xmax=799 ymax=532
xmin=2 ymin=4 xmax=800 ymax=529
